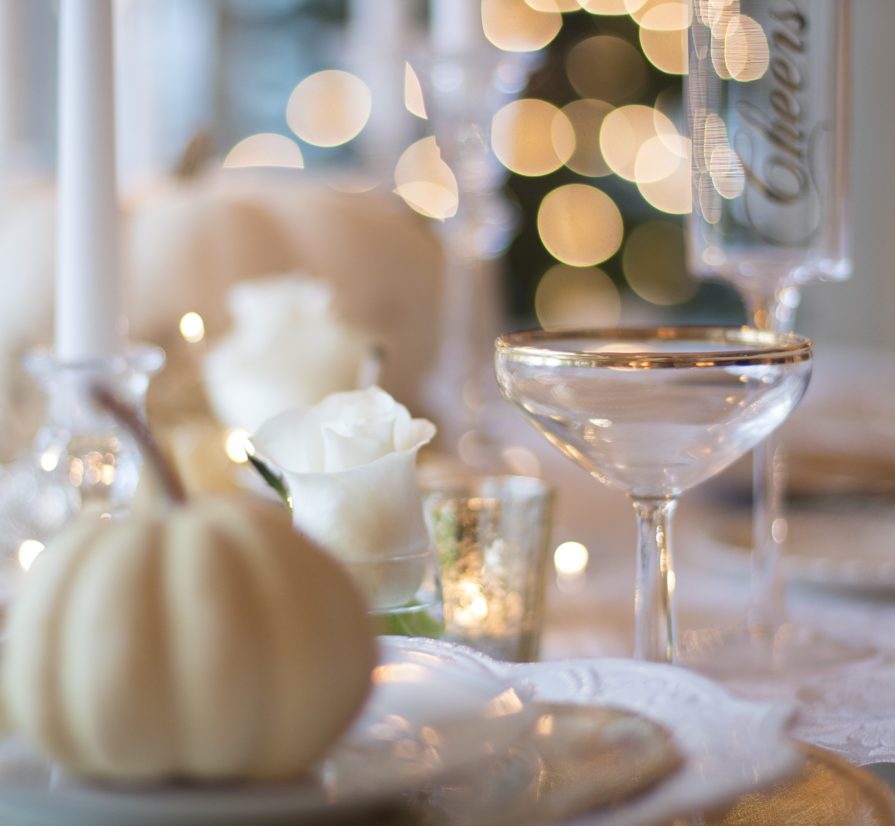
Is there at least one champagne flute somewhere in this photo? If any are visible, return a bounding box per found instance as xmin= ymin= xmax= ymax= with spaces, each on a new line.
xmin=495 ymin=327 xmax=812 ymax=663
xmin=686 ymin=0 xmax=857 ymax=667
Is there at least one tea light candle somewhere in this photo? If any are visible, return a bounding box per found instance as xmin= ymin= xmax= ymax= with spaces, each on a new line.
xmin=56 ymin=0 xmax=123 ymax=362
xmin=422 ymin=475 xmax=553 ymax=663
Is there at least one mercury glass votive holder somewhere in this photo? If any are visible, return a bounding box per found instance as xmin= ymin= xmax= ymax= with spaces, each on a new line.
xmin=422 ymin=475 xmax=553 ymax=662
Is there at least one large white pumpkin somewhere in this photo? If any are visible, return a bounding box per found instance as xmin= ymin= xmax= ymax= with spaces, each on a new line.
xmin=2 ymin=494 xmax=377 ymax=782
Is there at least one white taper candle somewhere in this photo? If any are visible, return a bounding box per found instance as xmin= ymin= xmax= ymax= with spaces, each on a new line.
xmin=430 ymin=0 xmax=483 ymax=54
xmin=349 ymin=0 xmax=415 ymax=169
xmin=0 ymin=0 xmax=26 ymax=168
xmin=56 ymin=0 xmax=123 ymax=361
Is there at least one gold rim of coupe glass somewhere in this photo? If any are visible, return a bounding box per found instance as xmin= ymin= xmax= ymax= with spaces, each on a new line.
xmin=495 ymin=327 xmax=812 ymax=369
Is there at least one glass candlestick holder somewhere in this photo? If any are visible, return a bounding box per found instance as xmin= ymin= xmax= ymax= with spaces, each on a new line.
xmin=0 ymin=345 xmax=164 ymax=591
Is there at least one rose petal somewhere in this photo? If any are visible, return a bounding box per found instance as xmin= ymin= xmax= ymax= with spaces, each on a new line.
xmin=321 ymin=425 xmax=393 ymax=472
xmin=202 ymin=275 xmax=370 ymax=431
xmin=251 ymin=387 xmax=437 ymax=608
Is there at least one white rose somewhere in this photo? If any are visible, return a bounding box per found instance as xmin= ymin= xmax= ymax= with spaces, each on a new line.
xmin=252 ymin=387 xmax=437 ymax=610
xmin=202 ymin=274 xmax=371 ymax=432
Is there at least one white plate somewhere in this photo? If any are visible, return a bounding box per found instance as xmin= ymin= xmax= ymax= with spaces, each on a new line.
xmin=383 ymin=640 xmax=801 ymax=826
xmin=507 ymin=655 xmax=802 ymax=826
xmin=0 ymin=637 xmax=537 ymax=825
xmin=0 ymin=638 xmax=802 ymax=826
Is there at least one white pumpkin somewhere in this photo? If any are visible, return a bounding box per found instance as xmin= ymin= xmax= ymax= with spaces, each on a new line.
xmin=0 ymin=169 xmax=443 ymax=459
xmin=2 ymin=394 xmax=377 ymax=782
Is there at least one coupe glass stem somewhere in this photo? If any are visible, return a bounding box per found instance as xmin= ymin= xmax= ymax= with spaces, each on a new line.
xmin=744 ymin=286 xmax=798 ymax=636
xmin=632 ymin=497 xmax=677 ymax=663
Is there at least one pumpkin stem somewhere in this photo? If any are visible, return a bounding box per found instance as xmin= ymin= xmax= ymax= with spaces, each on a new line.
xmin=174 ymin=132 xmax=213 ymax=180
xmin=91 ymin=384 xmax=187 ymax=505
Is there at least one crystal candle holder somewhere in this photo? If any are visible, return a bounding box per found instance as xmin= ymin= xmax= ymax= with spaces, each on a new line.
xmin=0 ymin=346 xmax=164 ymax=589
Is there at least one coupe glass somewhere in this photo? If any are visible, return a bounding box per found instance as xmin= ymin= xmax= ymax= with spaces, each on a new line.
xmin=495 ymin=327 xmax=812 ymax=663
xmin=686 ymin=0 xmax=854 ymax=665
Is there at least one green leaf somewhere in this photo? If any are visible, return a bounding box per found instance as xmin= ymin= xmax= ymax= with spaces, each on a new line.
xmin=373 ymin=603 xmax=445 ymax=639
xmin=247 ymin=455 xmax=292 ymax=508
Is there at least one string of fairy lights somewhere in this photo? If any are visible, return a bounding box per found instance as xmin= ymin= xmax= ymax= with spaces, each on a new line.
xmin=222 ymin=0 xmax=766 ymax=333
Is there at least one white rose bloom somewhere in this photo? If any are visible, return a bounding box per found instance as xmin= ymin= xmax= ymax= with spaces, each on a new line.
xmin=252 ymin=387 xmax=437 ymax=610
xmin=202 ymin=275 xmax=370 ymax=432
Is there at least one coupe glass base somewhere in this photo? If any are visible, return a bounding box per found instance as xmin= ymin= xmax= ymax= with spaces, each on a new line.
xmin=679 ymin=623 xmax=875 ymax=678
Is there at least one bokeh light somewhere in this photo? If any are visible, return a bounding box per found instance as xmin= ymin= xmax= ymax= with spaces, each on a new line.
xmin=724 ymin=14 xmax=770 ymax=81
xmin=554 ymin=541 xmax=589 ymax=576
xmin=491 ymin=98 xmax=576 ymax=177
xmin=639 ymin=26 xmax=687 ymax=74
xmin=18 ymin=539 xmax=44 ymax=573
xmin=286 ymin=70 xmax=371 ymax=147
xmin=700 ymin=112 xmax=729 ymax=170
xmin=622 ymin=220 xmax=697 ymax=305
xmin=697 ymin=171 xmax=723 ymax=224
xmin=699 ymin=0 xmax=741 ymax=31
xmin=566 ymin=35 xmax=648 ymax=103
xmin=324 ymin=172 xmax=379 ymax=194
xmin=709 ymin=144 xmax=745 ymax=199
xmin=708 ymin=3 xmax=739 ymax=80
xmin=404 ymin=62 xmax=427 ymax=119
xmin=637 ymin=142 xmax=692 ymax=214
xmin=500 ymin=445 xmax=542 ymax=476
xmin=626 ymin=0 xmax=690 ymax=30
xmin=578 ymin=0 xmax=629 ymax=14
xmin=394 ymin=137 xmax=459 ymax=221
xmin=537 ymin=184 xmax=624 ymax=266
xmin=482 ymin=0 xmax=562 ymax=52
xmin=179 ymin=311 xmax=205 ymax=344
xmin=39 ymin=449 xmax=59 ymax=472
xmin=525 ymin=0 xmax=580 ymax=10
xmin=535 ymin=264 xmax=622 ymax=329
xmin=222 ymin=133 xmax=304 ymax=169
xmin=635 ymin=132 xmax=689 ymax=184
xmin=599 ymin=104 xmax=676 ymax=182
xmin=224 ymin=429 xmax=250 ymax=465
xmin=562 ymin=99 xmax=614 ymax=176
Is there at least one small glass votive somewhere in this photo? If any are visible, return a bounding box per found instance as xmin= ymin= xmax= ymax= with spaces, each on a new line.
xmin=422 ymin=475 xmax=553 ymax=662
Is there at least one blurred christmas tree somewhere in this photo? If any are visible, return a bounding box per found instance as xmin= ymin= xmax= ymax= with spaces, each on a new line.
xmin=500 ymin=7 xmax=743 ymax=329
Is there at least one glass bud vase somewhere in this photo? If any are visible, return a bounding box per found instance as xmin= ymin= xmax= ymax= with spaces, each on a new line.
xmin=356 ymin=547 xmax=446 ymax=640
xmin=0 ymin=346 xmax=164 ymax=594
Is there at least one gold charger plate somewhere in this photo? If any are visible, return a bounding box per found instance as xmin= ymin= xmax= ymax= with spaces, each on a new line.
xmin=532 ymin=703 xmax=681 ymax=821
xmin=704 ymin=744 xmax=895 ymax=826
xmin=426 ymin=702 xmax=682 ymax=825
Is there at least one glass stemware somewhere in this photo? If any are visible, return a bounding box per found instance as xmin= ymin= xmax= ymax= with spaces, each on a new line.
xmin=495 ymin=327 xmax=812 ymax=663
xmin=686 ymin=0 xmax=854 ymax=666
xmin=415 ymin=42 xmax=537 ymax=468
